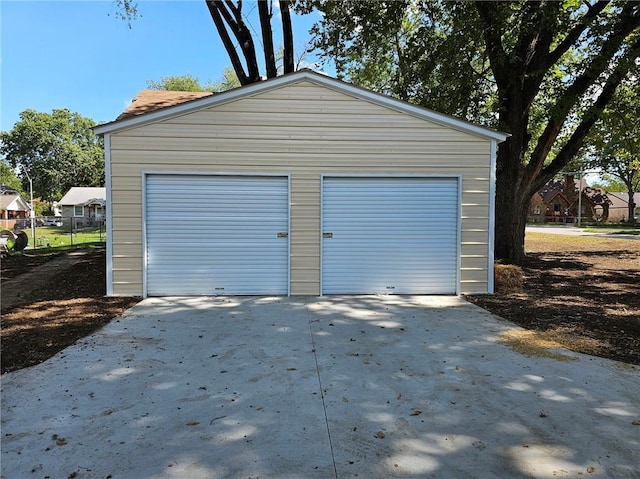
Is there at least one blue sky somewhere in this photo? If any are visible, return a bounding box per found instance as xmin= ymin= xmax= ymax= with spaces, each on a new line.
xmin=1 ymin=1 xmax=324 ymax=130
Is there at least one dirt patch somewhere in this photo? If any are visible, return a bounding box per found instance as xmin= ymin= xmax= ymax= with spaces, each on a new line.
xmin=467 ymin=233 xmax=640 ymax=365
xmin=1 ymin=248 xmax=139 ymax=374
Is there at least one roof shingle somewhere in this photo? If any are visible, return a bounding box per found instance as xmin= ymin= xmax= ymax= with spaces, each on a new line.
xmin=116 ymin=90 xmax=214 ymax=121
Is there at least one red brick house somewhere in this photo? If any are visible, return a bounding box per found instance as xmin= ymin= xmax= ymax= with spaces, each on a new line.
xmin=528 ymin=175 xmax=611 ymax=223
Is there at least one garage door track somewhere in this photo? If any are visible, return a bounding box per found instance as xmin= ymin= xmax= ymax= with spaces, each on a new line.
xmin=2 ymin=296 xmax=639 ymax=478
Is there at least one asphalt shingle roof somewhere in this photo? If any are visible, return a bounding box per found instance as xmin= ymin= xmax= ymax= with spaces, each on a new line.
xmin=116 ymin=90 xmax=214 ymax=121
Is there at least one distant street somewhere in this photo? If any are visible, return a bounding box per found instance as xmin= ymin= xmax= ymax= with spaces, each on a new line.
xmin=526 ymin=225 xmax=640 ymax=240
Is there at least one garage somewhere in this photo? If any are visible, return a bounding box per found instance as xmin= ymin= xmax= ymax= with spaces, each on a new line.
xmin=145 ymin=174 xmax=289 ymax=296
xmin=322 ymin=176 xmax=459 ymax=294
xmin=95 ymin=69 xmax=508 ymax=297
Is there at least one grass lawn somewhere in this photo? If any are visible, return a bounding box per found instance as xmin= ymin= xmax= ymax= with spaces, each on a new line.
xmin=526 ymin=231 xmax=640 ymax=251
xmin=30 ymin=226 xmax=106 ymax=248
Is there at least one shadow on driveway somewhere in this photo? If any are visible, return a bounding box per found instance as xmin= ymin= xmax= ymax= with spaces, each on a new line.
xmin=2 ymin=296 xmax=638 ymax=478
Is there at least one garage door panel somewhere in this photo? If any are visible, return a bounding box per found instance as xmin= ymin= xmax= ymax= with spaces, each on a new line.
xmin=145 ymin=175 xmax=288 ymax=296
xmin=322 ymin=177 xmax=458 ymax=295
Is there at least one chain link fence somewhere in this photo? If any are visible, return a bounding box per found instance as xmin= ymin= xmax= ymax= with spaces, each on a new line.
xmin=0 ymin=216 xmax=106 ymax=249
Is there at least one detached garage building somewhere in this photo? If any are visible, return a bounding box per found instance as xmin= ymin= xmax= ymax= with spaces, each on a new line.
xmin=95 ymin=70 xmax=507 ymax=297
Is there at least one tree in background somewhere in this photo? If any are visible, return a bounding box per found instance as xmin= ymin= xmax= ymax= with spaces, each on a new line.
xmin=147 ymin=68 xmax=241 ymax=93
xmin=0 ymin=159 xmax=23 ymax=194
xmin=584 ymin=78 xmax=639 ymax=223
xmin=147 ymin=73 xmax=209 ymax=92
xmin=305 ymin=1 xmax=640 ymax=261
xmin=590 ymin=176 xmax=629 ymax=193
xmin=0 ymin=109 xmax=104 ymax=203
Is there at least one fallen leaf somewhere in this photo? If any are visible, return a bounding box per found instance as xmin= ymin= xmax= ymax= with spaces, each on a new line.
xmin=56 ymin=439 xmax=67 ymax=446
xmin=587 ymin=466 xmax=595 ymax=473
xmin=342 ymin=397 xmax=349 ymax=403
xmin=410 ymin=409 xmax=422 ymax=416
xmin=632 ymin=420 xmax=640 ymax=425
xmin=375 ymin=431 xmax=386 ymax=439
xmin=186 ymin=421 xmax=200 ymax=426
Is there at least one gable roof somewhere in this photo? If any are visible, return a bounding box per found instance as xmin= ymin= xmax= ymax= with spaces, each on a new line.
xmin=0 ymin=193 xmax=30 ymax=212
xmin=116 ymin=90 xmax=214 ymax=121
xmin=95 ymin=69 xmax=508 ymax=142
xmin=58 ymin=187 xmax=106 ymax=206
xmin=607 ymin=192 xmax=640 ymax=208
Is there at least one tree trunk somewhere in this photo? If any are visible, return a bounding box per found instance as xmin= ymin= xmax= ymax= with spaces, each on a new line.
xmin=494 ymin=163 xmax=530 ymax=263
xmin=627 ymin=189 xmax=636 ymax=224
xmin=280 ymin=0 xmax=295 ymax=74
xmin=258 ymin=0 xmax=277 ymax=78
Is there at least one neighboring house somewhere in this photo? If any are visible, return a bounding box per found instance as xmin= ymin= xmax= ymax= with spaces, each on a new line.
xmin=0 ymin=185 xmax=31 ymax=228
xmin=607 ymin=192 xmax=640 ymax=222
xmin=58 ymin=187 xmax=106 ymax=226
xmin=95 ymin=69 xmax=508 ymax=298
xmin=528 ymin=175 xmax=611 ymax=223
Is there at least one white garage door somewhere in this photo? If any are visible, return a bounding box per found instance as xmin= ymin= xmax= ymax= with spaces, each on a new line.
xmin=145 ymin=174 xmax=289 ymax=296
xmin=322 ymin=177 xmax=459 ymax=294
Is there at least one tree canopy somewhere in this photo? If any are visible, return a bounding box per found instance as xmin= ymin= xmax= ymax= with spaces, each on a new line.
xmin=305 ymin=0 xmax=640 ymax=260
xmin=147 ymin=69 xmax=241 ymax=93
xmin=0 ymin=109 xmax=104 ymax=202
xmin=584 ymin=77 xmax=640 ymax=222
xmin=147 ymin=74 xmax=210 ymax=92
xmin=0 ymin=159 xmax=23 ymax=194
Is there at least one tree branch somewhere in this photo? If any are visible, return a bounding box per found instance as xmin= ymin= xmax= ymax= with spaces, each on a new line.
xmin=534 ymin=35 xmax=640 ymax=192
xmin=474 ymin=2 xmax=511 ymax=89
xmin=258 ymin=0 xmax=277 ymax=78
xmin=206 ymin=1 xmax=250 ymax=84
xmin=280 ymin=0 xmax=295 ymax=73
xmin=546 ymin=0 xmax=610 ymax=69
xmin=208 ymin=0 xmax=261 ymax=83
xmin=525 ymin=7 xmax=640 ymax=190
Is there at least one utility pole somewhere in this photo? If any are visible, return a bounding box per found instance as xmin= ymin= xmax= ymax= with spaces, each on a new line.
xmin=22 ymin=169 xmax=36 ymax=248
xmin=578 ymin=170 xmax=583 ymax=228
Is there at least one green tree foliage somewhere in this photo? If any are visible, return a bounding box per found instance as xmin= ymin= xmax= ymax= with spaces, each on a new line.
xmin=304 ymin=0 xmax=640 ymax=260
xmin=147 ymin=69 xmax=241 ymax=93
xmin=0 ymin=159 xmax=23 ymax=193
xmin=211 ymin=67 xmax=242 ymax=92
xmin=584 ymin=78 xmax=640 ymax=222
xmin=147 ymin=74 xmax=209 ymax=92
xmin=590 ymin=175 xmax=628 ymax=193
xmin=0 ymin=109 xmax=104 ymax=202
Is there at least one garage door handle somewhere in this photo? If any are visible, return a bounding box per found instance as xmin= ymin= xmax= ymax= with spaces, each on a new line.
xmin=323 ymin=232 xmax=333 ymax=238
xmin=277 ymin=232 xmax=288 ymax=238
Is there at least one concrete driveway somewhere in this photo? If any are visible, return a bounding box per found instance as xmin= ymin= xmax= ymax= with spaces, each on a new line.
xmin=2 ymin=296 xmax=639 ymax=479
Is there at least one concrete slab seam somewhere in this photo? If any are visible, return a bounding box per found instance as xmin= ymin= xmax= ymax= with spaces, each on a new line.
xmin=306 ymin=301 xmax=339 ymax=479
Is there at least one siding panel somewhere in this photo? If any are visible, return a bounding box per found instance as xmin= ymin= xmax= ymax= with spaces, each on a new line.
xmin=108 ymin=80 xmax=493 ymax=296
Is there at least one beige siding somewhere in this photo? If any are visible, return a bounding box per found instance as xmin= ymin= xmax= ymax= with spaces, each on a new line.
xmin=108 ymin=80 xmax=493 ymax=296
